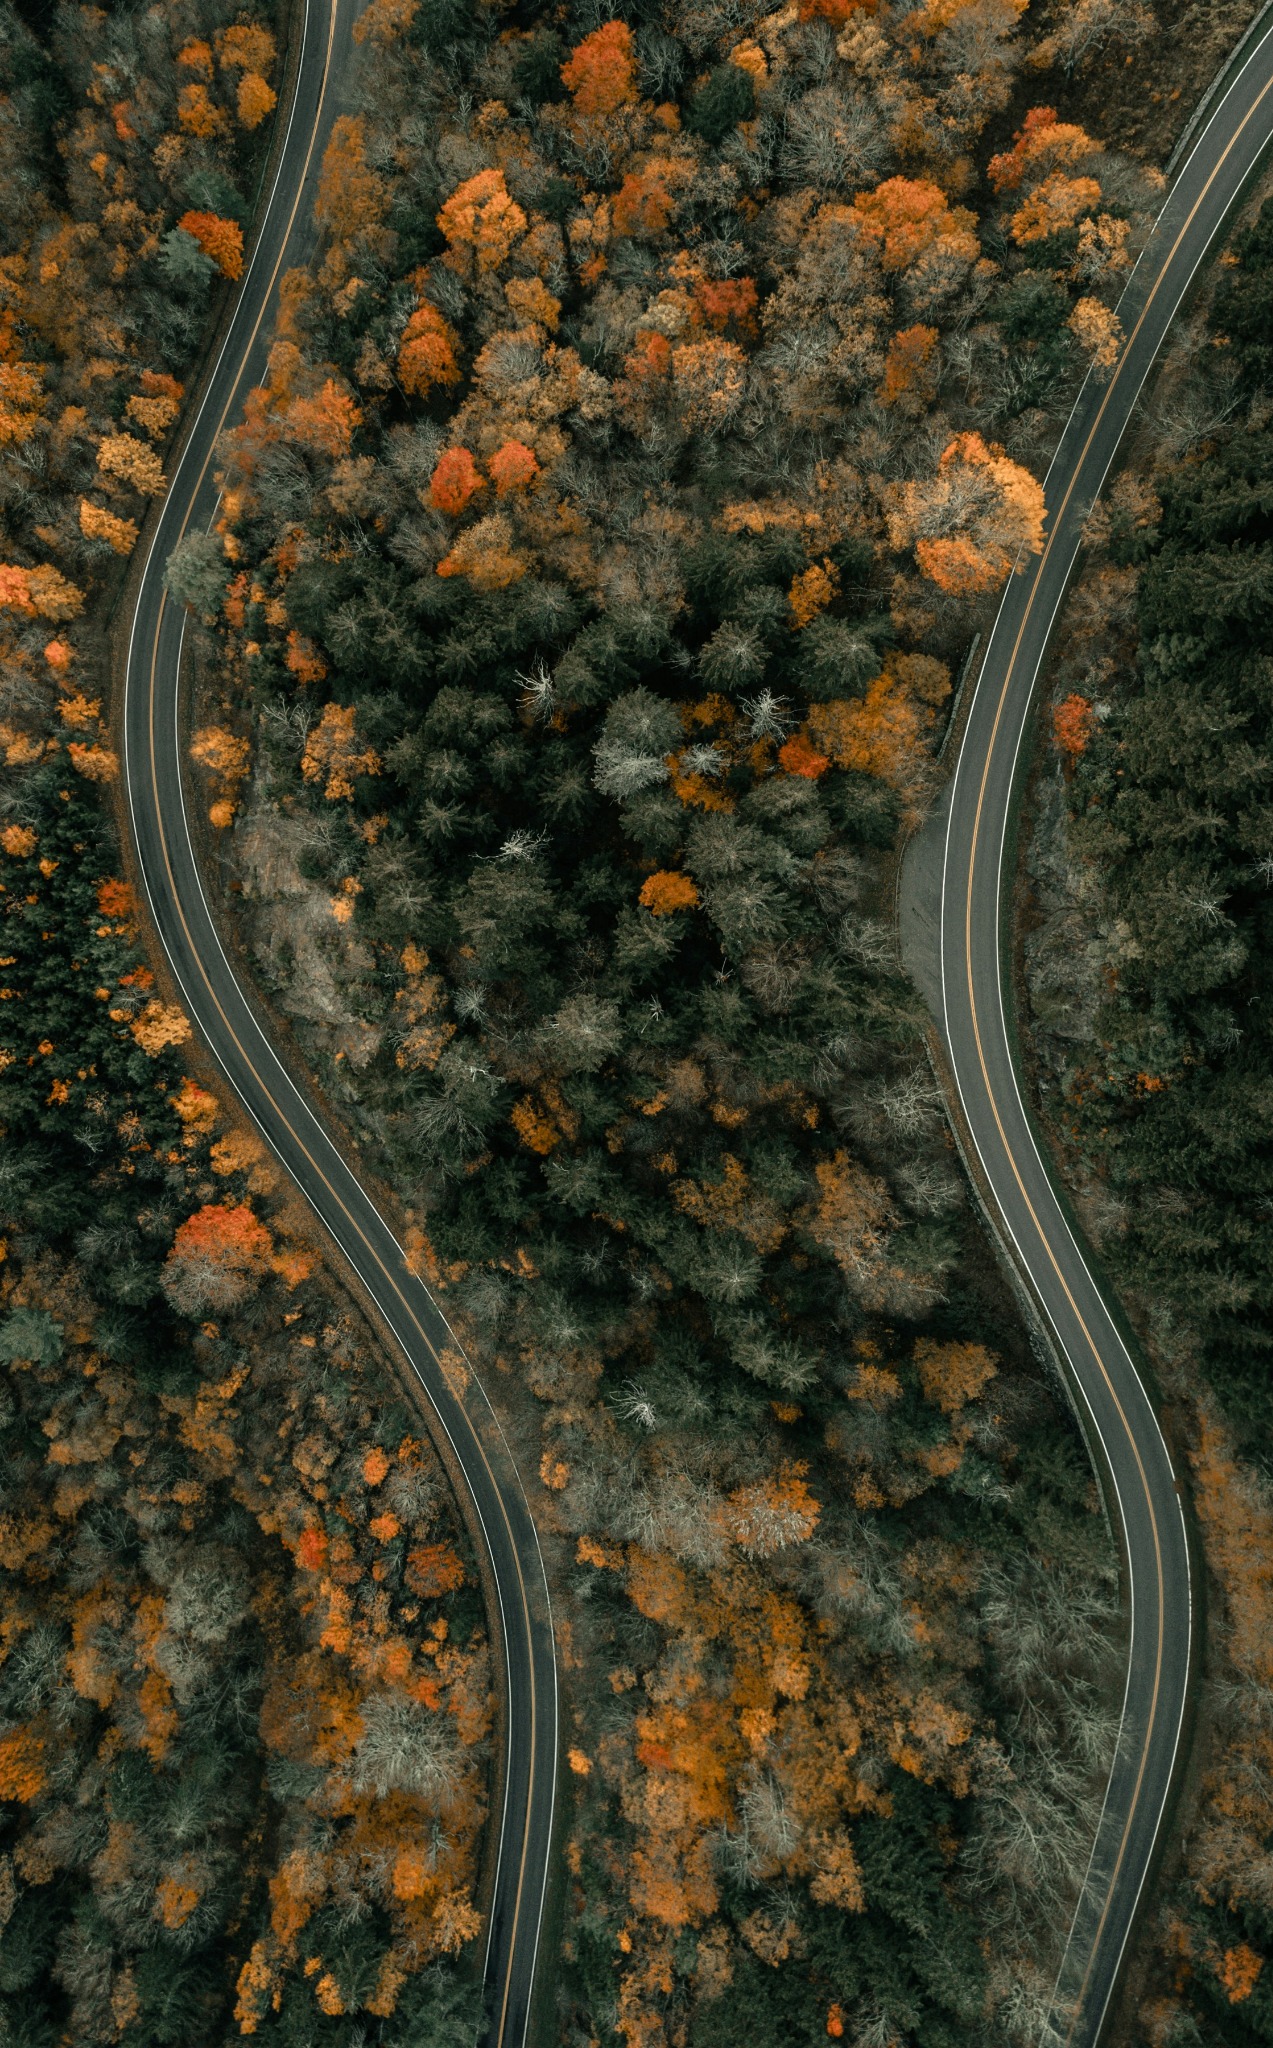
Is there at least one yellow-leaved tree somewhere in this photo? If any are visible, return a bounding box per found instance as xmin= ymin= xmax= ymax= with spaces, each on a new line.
xmin=888 ymin=432 xmax=1045 ymax=593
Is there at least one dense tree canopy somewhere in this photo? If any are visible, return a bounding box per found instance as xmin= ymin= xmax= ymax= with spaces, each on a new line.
xmin=0 ymin=9 xmax=491 ymax=2043
xmin=171 ymin=2 xmax=1157 ymax=2041
xmin=1027 ymin=194 xmax=1273 ymax=2048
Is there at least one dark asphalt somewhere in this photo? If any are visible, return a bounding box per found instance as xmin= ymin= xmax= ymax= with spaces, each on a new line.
xmin=120 ymin=5 xmax=559 ymax=2043
xmin=119 ymin=0 xmax=1273 ymax=2038
xmin=921 ymin=19 xmax=1273 ymax=2045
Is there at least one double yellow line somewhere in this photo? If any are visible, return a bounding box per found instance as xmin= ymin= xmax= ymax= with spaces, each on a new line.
xmin=123 ymin=4 xmax=556 ymax=2039
xmin=955 ymin=46 xmax=1273 ymax=2042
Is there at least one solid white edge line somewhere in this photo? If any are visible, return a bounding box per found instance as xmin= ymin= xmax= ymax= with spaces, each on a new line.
xmin=985 ymin=524 xmax=1190 ymax=2045
xmin=932 ymin=14 xmax=1273 ymax=2032
xmin=119 ymin=0 xmax=559 ymax=2027
xmin=162 ymin=611 xmax=563 ymax=2019
xmin=122 ymin=2 xmax=1273 ymax=2035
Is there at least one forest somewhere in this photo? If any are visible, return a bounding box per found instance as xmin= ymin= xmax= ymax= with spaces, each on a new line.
xmin=1024 ymin=192 xmax=1273 ymax=2044
xmin=163 ymin=0 xmax=1180 ymax=2041
xmin=0 ymin=761 xmax=492 ymax=2045
xmin=0 ymin=5 xmax=492 ymax=2042
xmin=7 ymin=0 xmax=1264 ymax=2040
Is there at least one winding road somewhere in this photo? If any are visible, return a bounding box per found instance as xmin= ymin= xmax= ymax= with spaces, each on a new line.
xmin=120 ymin=5 xmax=557 ymax=2045
xmin=118 ymin=0 xmax=1273 ymax=2042
xmin=905 ymin=10 xmax=1273 ymax=2044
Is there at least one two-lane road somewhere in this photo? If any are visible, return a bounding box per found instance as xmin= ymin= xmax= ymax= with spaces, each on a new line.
xmin=926 ymin=14 xmax=1273 ymax=2044
xmin=120 ymin=0 xmax=1273 ymax=2038
xmin=120 ymin=4 xmax=558 ymax=2043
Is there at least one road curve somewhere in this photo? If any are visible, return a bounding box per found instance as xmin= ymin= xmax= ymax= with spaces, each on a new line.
xmin=933 ymin=19 xmax=1273 ymax=2046
xmin=117 ymin=0 xmax=1273 ymax=2037
xmin=119 ymin=4 xmax=558 ymax=2044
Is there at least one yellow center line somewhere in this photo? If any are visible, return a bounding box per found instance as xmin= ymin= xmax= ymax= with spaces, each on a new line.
xmin=148 ymin=604 xmax=542 ymax=2046
xmin=129 ymin=4 xmax=550 ymax=2039
xmin=958 ymin=54 xmax=1273 ymax=2039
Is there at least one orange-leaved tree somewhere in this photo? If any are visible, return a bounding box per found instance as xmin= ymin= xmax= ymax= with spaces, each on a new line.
xmin=316 ymin=116 xmax=386 ymax=244
xmin=693 ymin=275 xmax=759 ymax=337
xmin=97 ymin=433 xmax=167 ymax=496
xmin=0 ymin=348 xmax=45 ymax=446
xmin=216 ymin=21 xmax=276 ymax=75
xmin=612 ymin=168 xmax=677 ymax=240
xmin=560 ymin=21 xmax=637 ymax=117
xmin=0 ymin=563 xmax=83 ymax=618
xmin=788 ymin=561 xmax=839 ymax=629
xmin=809 ymin=685 xmax=911 ymax=786
xmin=913 ymin=1338 xmax=997 ymax=1414
xmin=1010 ymin=174 xmax=1102 ymax=246
xmin=889 ymin=432 xmax=1045 ymax=593
xmin=1068 ymin=297 xmax=1122 ymax=371
xmin=177 ymin=210 xmax=244 ymax=280
xmin=79 ymin=501 xmax=138 ymax=554
xmin=286 ymin=378 xmax=362 ymax=459
xmin=639 ymin=871 xmax=699 ymax=915
xmin=671 ymin=338 xmax=747 ymax=432
xmin=178 ymin=81 xmax=227 ymax=138
xmin=879 ymin=325 xmax=940 ymax=410
xmin=300 ymin=703 xmax=382 ymax=800
xmin=237 ymin=70 xmax=277 ymax=128
xmin=1053 ymin=693 xmax=1095 ymax=763
xmin=397 ymin=300 xmax=461 ymax=398
xmin=722 ymin=1464 xmax=821 ymax=1555
xmin=162 ymin=1201 xmax=274 ymax=1315
xmin=429 ymin=448 xmax=484 ymax=516
xmin=405 ymin=1541 xmax=466 ymax=1598
xmin=1218 ymin=1947 xmax=1264 ymax=2004
xmin=436 ymin=514 xmax=527 ymax=590
xmin=988 ymin=107 xmax=1099 ymax=193
xmin=798 ymin=0 xmax=875 ymax=19
xmin=987 ymin=107 xmax=1103 ymax=246
xmin=488 ymin=440 xmax=539 ymax=495
xmin=851 ymin=177 xmax=978 ymax=272
xmin=436 ymin=170 xmax=527 ymax=275
xmin=779 ymin=732 xmax=831 ymax=779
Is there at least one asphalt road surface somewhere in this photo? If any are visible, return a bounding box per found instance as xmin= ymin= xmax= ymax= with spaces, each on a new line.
xmin=120 ymin=0 xmax=1273 ymax=2040
xmin=120 ymin=4 xmax=558 ymax=2044
xmin=923 ymin=14 xmax=1273 ymax=2044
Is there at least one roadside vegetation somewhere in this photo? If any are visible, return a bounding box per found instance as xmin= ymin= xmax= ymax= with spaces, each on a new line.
xmin=0 ymin=8 xmax=489 ymax=2042
xmin=5 ymin=0 xmax=1254 ymax=2038
xmin=164 ymin=0 xmax=1195 ymax=2040
xmin=1024 ymin=194 xmax=1273 ymax=2044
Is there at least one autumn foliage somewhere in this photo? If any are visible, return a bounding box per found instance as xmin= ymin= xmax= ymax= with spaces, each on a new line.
xmin=173 ymin=0 xmax=1173 ymax=2038
xmin=0 ymin=0 xmax=284 ymax=795
xmin=178 ymin=210 xmax=245 ymax=280
xmin=315 ymin=115 xmax=386 ymax=244
xmin=397 ymin=300 xmax=462 ymax=396
xmin=79 ymin=500 xmax=139 ymax=555
xmin=989 ymin=107 xmax=1099 ymax=193
xmin=560 ymin=21 xmax=638 ymax=117
xmin=300 ymin=702 xmax=382 ymax=800
xmin=1053 ymin=692 xmax=1095 ymax=761
xmin=489 ymin=438 xmax=540 ymax=494
xmin=430 ymin=446 xmax=484 ymax=515
xmin=852 ymin=176 xmax=979 ymax=273
xmin=191 ymin=722 xmax=252 ymax=825
xmin=237 ymin=71 xmax=277 ymax=130
xmin=778 ymin=732 xmax=830 ymax=779
xmin=879 ymin=324 xmax=940 ymax=409
xmin=1069 ymin=296 xmax=1122 ymax=372
xmin=163 ymin=1201 xmax=274 ymax=1314
xmin=1 ymin=734 xmax=487 ymax=2042
xmin=891 ymin=432 xmax=1047 ymax=593
xmin=639 ymin=870 xmax=700 ymax=914
xmin=437 ymin=169 xmax=527 ymax=274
